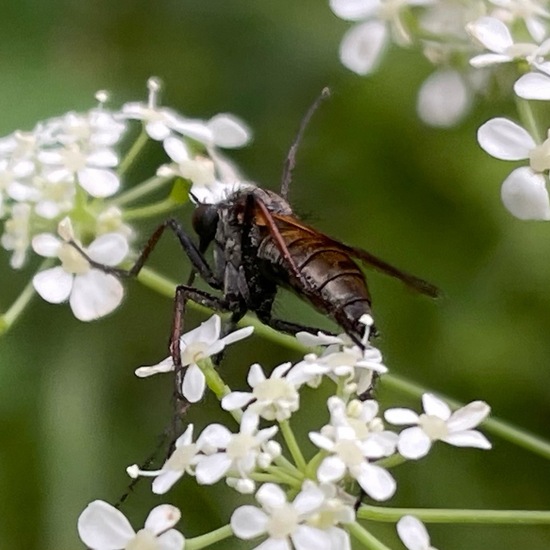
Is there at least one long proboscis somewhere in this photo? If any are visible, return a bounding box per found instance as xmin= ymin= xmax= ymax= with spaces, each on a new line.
xmin=346 ymin=245 xmax=440 ymax=298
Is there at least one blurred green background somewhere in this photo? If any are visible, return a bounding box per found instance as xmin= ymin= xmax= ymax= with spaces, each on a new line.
xmin=0 ymin=1 xmax=549 ymax=549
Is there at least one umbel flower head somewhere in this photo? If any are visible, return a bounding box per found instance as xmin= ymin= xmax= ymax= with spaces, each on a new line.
xmin=0 ymin=79 xmax=253 ymax=326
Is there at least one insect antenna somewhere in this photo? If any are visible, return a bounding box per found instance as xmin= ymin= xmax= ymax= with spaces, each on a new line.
xmin=280 ymin=87 xmax=331 ymax=200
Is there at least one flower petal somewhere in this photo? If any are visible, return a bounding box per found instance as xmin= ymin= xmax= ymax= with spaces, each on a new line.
xmin=33 ymin=266 xmax=73 ymax=303
xmin=447 ymin=401 xmax=490 ymax=431
xmin=78 ymin=168 xmax=120 ymax=197
xmin=230 ymin=505 xmax=268 ymax=539
xmin=31 ymin=233 xmax=61 ymax=257
xmin=422 ymin=393 xmax=451 ymax=420
xmin=87 ymin=233 xmax=128 ymax=265
xmin=195 ymin=453 xmax=231 ymax=484
xmin=501 ymin=167 xmax=550 ymax=220
xmin=467 ymin=17 xmax=513 ymax=53
xmin=515 ymin=72 xmax=550 ymax=100
xmin=397 ymin=426 xmax=432 ymax=459
xmin=397 ymin=515 xmax=431 ymax=550
xmin=208 ymin=114 xmax=251 ymax=148
xmin=477 ymin=118 xmax=535 ymax=160
xmin=339 ymin=20 xmax=388 ymax=75
xmin=182 ymin=364 xmax=206 ymax=403
xmin=417 ymin=69 xmax=470 ymax=127
xmin=256 ymin=483 xmax=287 ymax=509
xmin=442 ymin=430 xmax=492 ymax=449
xmin=135 ymin=357 xmax=174 ymax=377
xmin=356 ymin=463 xmax=396 ymax=501
xmin=70 ymin=271 xmax=124 ymax=321
xmin=145 ymin=504 xmax=181 ymax=535
xmin=77 ymin=500 xmax=134 ymax=549
xmin=384 ymin=407 xmax=419 ymax=425
xmin=293 ymin=525 xmax=331 ymax=550
xmin=157 ymin=529 xmax=185 ymax=550
xmin=292 ymin=484 xmax=324 ymax=516
xmin=220 ymin=324 xmax=254 ymax=346
xmin=152 ymin=470 xmax=184 ymax=495
xmin=163 ymin=136 xmax=191 ymax=163
xmin=316 ymin=456 xmax=346 ymax=483
xmin=221 ymin=391 xmax=254 ymax=411
xmin=329 ymin=0 xmax=378 ymax=21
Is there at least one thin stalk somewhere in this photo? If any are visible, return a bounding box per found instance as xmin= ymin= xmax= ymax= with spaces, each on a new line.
xmin=347 ymin=521 xmax=393 ymax=550
xmin=118 ymin=129 xmax=149 ymax=177
xmin=112 ymin=174 xmax=174 ymax=207
xmin=279 ymin=419 xmax=307 ymax=471
xmin=185 ymin=525 xmax=233 ymax=550
xmin=359 ymin=504 xmax=550 ymax=525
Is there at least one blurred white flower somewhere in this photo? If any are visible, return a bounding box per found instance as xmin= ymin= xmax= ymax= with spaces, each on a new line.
xmin=477 ymin=117 xmax=550 ymax=219
xmin=78 ymin=500 xmax=184 ymax=550
xmin=31 ymin=219 xmax=128 ymax=321
xmin=488 ymin=0 xmax=550 ymax=43
xmin=397 ymin=515 xmax=438 ymax=550
xmin=1 ymin=202 xmax=31 ymax=268
xmin=385 ymin=393 xmax=491 ymax=459
xmin=135 ymin=314 xmax=254 ymax=403
xmin=331 ymin=0 xmax=434 ymax=75
xmin=417 ymin=69 xmax=471 ymax=128
xmin=468 ymin=16 xmax=550 ymax=71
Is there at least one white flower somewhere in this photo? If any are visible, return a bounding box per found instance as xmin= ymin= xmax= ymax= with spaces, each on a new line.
xmin=135 ymin=314 xmax=254 ymax=403
xmin=123 ymin=77 xmax=250 ymax=148
xmin=221 ymin=362 xmax=301 ymax=421
xmin=416 ymin=69 xmax=471 ymax=128
xmin=310 ymin=400 xmax=396 ymax=501
xmin=331 ymin=0 xmax=434 ymax=75
xmin=195 ymin=410 xmax=280 ymax=489
xmin=477 ymin=117 xmax=550 ymax=219
xmin=231 ymin=481 xmax=333 ymax=549
xmin=78 ymin=500 xmax=184 ymax=550
xmin=126 ymin=424 xmax=202 ymax=494
xmin=1 ymin=202 xmax=31 ymax=268
xmin=162 ymin=137 xmax=216 ymax=186
xmin=304 ymin=483 xmax=356 ymax=550
xmin=31 ymin=220 xmax=128 ymax=321
xmin=488 ymin=0 xmax=550 ymax=43
xmin=326 ymin=397 xmax=398 ymax=456
xmin=467 ymin=16 xmax=550 ymax=70
xmin=397 ymin=515 xmax=437 ymax=550
xmin=385 ymin=393 xmax=491 ymax=460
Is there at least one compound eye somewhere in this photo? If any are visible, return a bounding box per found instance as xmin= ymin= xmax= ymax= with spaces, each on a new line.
xmin=192 ymin=204 xmax=219 ymax=247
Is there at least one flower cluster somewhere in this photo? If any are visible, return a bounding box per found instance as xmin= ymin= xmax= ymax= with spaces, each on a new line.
xmin=330 ymin=1 xmax=550 ymax=219
xmin=330 ymin=1 xmax=549 ymax=124
xmin=0 ymin=78 xmax=251 ymax=326
xmin=78 ymin=313 xmax=491 ymax=549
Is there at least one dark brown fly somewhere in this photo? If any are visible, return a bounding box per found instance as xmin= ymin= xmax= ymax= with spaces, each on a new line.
xmin=191 ymin=185 xmax=438 ymax=347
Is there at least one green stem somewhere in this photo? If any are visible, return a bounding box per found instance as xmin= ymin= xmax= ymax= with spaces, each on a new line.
xmin=118 ymin=129 xmax=149 ymax=177
xmin=347 ymin=521 xmax=392 ymax=550
xmin=262 ymin=465 xmax=303 ymax=488
xmin=358 ymin=504 xmax=550 ymax=525
xmin=381 ymin=374 xmax=550 ymax=461
xmin=112 ymin=174 xmax=174 ymax=207
xmin=123 ymin=198 xmax=181 ymax=221
xmin=185 ymin=524 xmax=233 ymax=550
xmin=279 ymin=419 xmax=307 ymax=471
xmin=516 ymin=97 xmax=542 ymax=143
xmin=198 ymin=357 xmax=241 ymax=424
xmin=0 ymin=259 xmax=52 ymax=335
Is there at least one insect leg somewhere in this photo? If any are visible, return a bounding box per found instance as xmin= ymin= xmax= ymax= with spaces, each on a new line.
xmin=69 ymin=217 xmax=221 ymax=288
